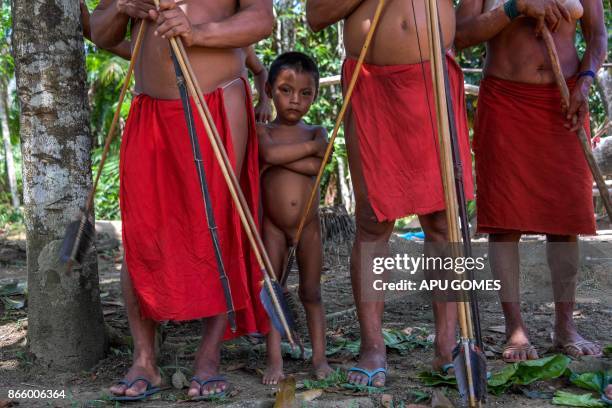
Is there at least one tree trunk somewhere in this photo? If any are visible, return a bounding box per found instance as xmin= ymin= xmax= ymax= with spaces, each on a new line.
xmin=337 ymin=154 xmax=353 ymax=213
xmin=596 ymin=68 xmax=612 ymax=129
xmin=12 ymin=0 xmax=106 ymax=370
xmin=0 ymin=84 xmax=19 ymax=208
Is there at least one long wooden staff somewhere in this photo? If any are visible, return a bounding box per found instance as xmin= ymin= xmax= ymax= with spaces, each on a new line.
xmin=541 ymin=27 xmax=612 ymax=223
xmin=280 ymin=0 xmax=387 ymax=286
xmin=151 ymin=0 xmax=295 ymax=345
xmin=424 ymin=0 xmax=485 ymax=406
xmin=60 ymin=21 xmax=147 ymax=267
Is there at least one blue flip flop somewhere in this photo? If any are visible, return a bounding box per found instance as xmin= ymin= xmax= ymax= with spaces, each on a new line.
xmin=109 ymin=377 xmax=161 ymax=401
xmin=190 ymin=376 xmax=230 ymax=401
xmin=601 ymin=393 xmax=612 ymax=406
xmin=347 ymin=367 xmax=387 ymax=387
xmin=440 ymin=363 xmax=455 ymax=376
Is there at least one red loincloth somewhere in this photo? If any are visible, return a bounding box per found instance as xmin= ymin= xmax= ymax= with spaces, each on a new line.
xmin=343 ymin=55 xmax=474 ymax=222
xmin=120 ymin=78 xmax=269 ymax=338
xmin=474 ymin=76 xmax=596 ymax=236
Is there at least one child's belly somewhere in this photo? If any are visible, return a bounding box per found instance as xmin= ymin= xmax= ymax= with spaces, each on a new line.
xmin=262 ymin=167 xmax=319 ymax=232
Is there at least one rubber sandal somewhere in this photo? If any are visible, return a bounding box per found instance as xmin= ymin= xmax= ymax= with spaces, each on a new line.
xmin=553 ymin=339 xmax=603 ymax=358
xmin=440 ymin=363 xmax=454 ymax=376
xmin=347 ymin=367 xmax=387 ymax=387
xmin=109 ymin=377 xmax=161 ymax=401
xmin=190 ymin=376 xmax=230 ymax=401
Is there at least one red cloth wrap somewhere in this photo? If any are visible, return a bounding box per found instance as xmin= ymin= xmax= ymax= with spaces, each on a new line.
xmin=474 ymin=76 xmax=596 ymax=235
xmin=342 ymin=55 xmax=475 ymax=221
xmin=120 ymin=79 xmax=269 ymax=338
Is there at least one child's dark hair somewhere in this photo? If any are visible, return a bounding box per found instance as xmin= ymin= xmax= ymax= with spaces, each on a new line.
xmin=267 ymin=52 xmax=320 ymax=91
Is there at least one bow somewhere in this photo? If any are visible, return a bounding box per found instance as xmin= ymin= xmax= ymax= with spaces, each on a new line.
xmin=411 ymin=0 xmax=487 ymax=406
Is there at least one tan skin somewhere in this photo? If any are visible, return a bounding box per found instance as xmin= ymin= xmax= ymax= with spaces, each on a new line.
xmin=81 ymin=0 xmax=132 ymax=59
xmin=245 ymin=46 xmax=273 ymax=123
xmin=91 ymin=0 xmax=273 ymax=399
xmin=258 ymin=69 xmax=332 ymax=384
xmin=456 ymin=0 xmax=606 ymax=361
xmin=307 ymin=0 xmax=461 ymax=387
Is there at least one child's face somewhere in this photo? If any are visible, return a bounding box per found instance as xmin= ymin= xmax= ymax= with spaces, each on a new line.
xmin=267 ymin=69 xmax=317 ymax=124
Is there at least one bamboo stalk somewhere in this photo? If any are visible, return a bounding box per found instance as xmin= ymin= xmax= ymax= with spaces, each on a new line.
xmin=86 ymin=21 xmax=147 ymax=211
xmin=281 ymin=0 xmax=387 ymax=285
xmin=541 ymin=28 xmax=612 ymax=223
xmin=424 ymin=0 xmax=478 ymax=406
xmin=151 ymin=0 xmax=294 ymax=344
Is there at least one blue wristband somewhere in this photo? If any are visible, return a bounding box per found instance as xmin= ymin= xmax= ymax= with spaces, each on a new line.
xmin=504 ymin=0 xmax=520 ymax=20
xmin=577 ymin=70 xmax=596 ymax=80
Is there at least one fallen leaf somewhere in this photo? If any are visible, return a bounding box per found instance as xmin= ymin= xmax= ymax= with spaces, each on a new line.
xmin=296 ymin=389 xmax=323 ymax=402
xmin=431 ymin=390 xmax=455 ymax=408
xmin=381 ymin=393 xmax=393 ymax=407
xmin=0 ymin=401 xmax=18 ymax=408
xmin=274 ymin=376 xmax=296 ymax=408
xmin=171 ymin=369 xmax=187 ymax=390
xmin=488 ymin=325 xmax=506 ymax=334
xmin=226 ymin=362 xmax=246 ymax=372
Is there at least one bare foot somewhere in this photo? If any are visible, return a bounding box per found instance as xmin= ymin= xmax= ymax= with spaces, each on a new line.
xmin=604 ymin=384 xmax=612 ymax=400
xmin=262 ymin=362 xmax=285 ymax=385
xmin=502 ymin=327 xmax=538 ymax=363
xmin=312 ymin=359 xmax=333 ymax=380
xmin=187 ymin=316 xmax=229 ymax=399
xmin=432 ymin=327 xmax=456 ymax=373
xmin=347 ymin=347 xmax=387 ymax=387
xmin=553 ymin=325 xmax=602 ymax=358
xmin=110 ymin=363 xmax=161 ymax=397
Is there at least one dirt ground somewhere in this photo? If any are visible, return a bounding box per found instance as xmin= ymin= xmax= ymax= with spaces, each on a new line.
xmin=0 ymin=218 xmax=611 ymax=408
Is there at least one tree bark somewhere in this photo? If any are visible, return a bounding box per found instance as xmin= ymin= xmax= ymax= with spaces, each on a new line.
xmin=0 ymin=84 xmax=19 ymax=208
xmin=12 ymin=0 xmax=106 ymax=370
xmin=596 ymin=68 xmax=612 ymax=127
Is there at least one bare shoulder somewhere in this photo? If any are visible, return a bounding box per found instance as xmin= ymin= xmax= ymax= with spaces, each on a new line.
xmin=311 ymin=125 xmax=328 ymax=141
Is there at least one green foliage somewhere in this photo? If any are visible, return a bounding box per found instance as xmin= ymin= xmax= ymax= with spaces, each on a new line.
xmin=569 ymin=371 xmax=611 ymax=394
xmin=0 ymin=0 xmax=13 ymax=81
xmin=419 ymin=354 xmax=573 ymax=396
xmin=0 ymin=201 xmax=22 ymax=227
xmin=552 ymin=390 xmax=606 ymax=407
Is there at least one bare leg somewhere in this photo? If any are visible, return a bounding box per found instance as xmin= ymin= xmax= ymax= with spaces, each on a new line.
xmin=186 ymin=78 xmax=251 ymax=398
xmin=261 ymin=217 xmax=288 ymax=385
xmin=223 ymin=79 xmax=248 ymax=174
xmin=109 ymin=263 xmax=161 ymax=397
xmin=548 ymin=234 xmax=602 ymax=357
xmin=296 ymin=216 xmax=332 ymax=380
xmin=489 ymin=232 xmax=538 ymax=362
xmin=345 ymin=110 xmax=392 ymax=387
xmin=187 ymin=314 xmax=230 ymax=397
xmin=419 ymin=211 xmax=459 ymax=372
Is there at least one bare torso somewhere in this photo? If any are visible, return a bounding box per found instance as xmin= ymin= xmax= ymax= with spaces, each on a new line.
xmin=261 ymin=125 xmax=320 ymax=232
xmin=483 ymin=0 xmax=579 ymax=83
xmin=344 ymin=0 xmax=456 ymax=65
xmin=133 ymin=0 xmax=245 ymax=98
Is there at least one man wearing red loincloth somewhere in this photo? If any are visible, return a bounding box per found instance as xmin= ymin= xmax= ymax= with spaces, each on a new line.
xmin=91 ymin=0 xmax=273 ymax=399
xmin=307 ymin=0 xmax=474 ymax=387
xmin=456 ymin=0 xmax=606 ymax=361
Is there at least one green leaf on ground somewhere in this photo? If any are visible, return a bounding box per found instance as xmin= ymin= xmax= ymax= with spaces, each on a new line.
xmin=409 ymin=389 xmax=430 ymax=403
xmin=302 ymin=369 xmax=347 ymax=390
xmin=418 ymin=354 xmax=571 ymax=396
xmin=417 ymin=371 xmax=457 ymax=387
xmin=1 ymin=297 xmax=24 ymax=310
xmin=326 ymin=328 xmax=431 ymax=357
xmin=552 ymin=390 xmax=605 ymax=407
xmin=603 ymin=345 xmax=612 ymax=357
xmin=570 ymin=372 xmax=608 ymax=393
xmin=0 ymin=281 xmax=26 ymax=296
xmin=488 ymin=354 xmax=571 ymax=395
